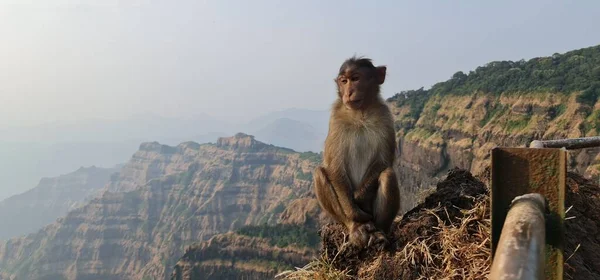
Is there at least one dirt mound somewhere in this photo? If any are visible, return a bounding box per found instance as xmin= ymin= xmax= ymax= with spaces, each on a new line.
xmin=563 ymin=173 xmax=600 ymax=279
xmin=289 ymin=168 xmax=600 ymax=280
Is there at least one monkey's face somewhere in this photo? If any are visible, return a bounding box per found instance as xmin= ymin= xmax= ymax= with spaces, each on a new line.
xmin=337 ymin=66 xmax=386 ymax=110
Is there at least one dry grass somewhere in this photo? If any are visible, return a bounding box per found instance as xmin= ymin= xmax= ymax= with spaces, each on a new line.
xmin=276 ymin=169 xmax=600 ymax=279
xmin=275 ymin=247 xmax=355 ymax=280
xmin=277 ymin=198 xmax=491 ymax=280
xmin=395 ymin=199 xmax=491 ymax=279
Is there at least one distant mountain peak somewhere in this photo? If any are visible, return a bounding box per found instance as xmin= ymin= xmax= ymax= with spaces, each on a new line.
xmin=138 ymin=141 xmax=178 ymax=154
xmin=217 ymin=133 xmax=266 ymax=151
xmin=233 ymin=132 xmax=254 ymax=139
xmin=177 ymin=141 xmax=202 ymax=150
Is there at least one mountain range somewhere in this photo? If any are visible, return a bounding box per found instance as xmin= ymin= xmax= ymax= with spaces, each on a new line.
xmin=0 ymin=133 xmax=321 ymax=280
xmin=0 ymin=109 xmax=329 ymax=201
xmin=0 ymin=165 xmax=121 ymax=241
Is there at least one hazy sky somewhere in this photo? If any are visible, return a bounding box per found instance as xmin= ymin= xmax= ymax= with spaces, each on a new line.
xmin=1 ymin=0 xmax=599 ymax=127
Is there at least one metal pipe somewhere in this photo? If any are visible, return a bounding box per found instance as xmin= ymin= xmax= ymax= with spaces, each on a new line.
xmin=530 ymin=136 xmax=600 ymax=150
xmin=489 ymin=193 xmax=547 ymax=280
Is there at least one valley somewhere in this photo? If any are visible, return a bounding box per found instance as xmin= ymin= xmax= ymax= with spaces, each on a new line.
xmin=0 ymin=134 xmax=320 ymax=280
xmin=0 ymin=165 xmax=120 ymax=241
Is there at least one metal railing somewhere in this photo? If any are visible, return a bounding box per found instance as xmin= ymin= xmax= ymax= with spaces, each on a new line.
xmin=530 ymin=136 xmax=600 ymax=150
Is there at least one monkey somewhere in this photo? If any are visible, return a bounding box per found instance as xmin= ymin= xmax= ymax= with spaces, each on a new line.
xmin=314 ymin=56 xmax=400 ymax=249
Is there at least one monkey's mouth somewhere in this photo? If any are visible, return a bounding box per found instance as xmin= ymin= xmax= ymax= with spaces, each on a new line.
xmin=347 ymin=99 xmax=363 ymax=109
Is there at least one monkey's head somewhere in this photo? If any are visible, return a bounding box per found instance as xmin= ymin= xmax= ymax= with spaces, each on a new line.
xmin=336 ymin=56 xmax=386 ymax=110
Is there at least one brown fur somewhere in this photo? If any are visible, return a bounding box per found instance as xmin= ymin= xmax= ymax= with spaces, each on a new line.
xmin=314 ymin=56 xmax=400 ymax=249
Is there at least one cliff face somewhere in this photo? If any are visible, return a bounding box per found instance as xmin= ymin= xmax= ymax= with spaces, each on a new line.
xmin=0 ymin=165 xmax=120 ymax=241
xmin=171 ymin=230 xmax=317 ymax=280
xmin=0 ymin=133 xmax=319 ymax=280
xmin=390 ymin=45 xmax=600 ymax=212
xmin=104 ymin=141 xmax=202 ymax=193
xmin=169 ymin=188 xmax=326 ymax=280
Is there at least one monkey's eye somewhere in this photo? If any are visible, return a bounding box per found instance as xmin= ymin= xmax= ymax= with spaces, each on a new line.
xmin=340 ymin=78 xmax=348 ymax=84
xmin=350 ymin=76 xmax=360 ymax=82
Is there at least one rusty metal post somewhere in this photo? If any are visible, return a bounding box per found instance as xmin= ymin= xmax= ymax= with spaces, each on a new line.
xmin=491 ymin=147 xmax=566 ymax=280
xmin=489 ymin=193 xmax=547 ymax=280
xmin=530 ymin=136 xmax=600 ymax=150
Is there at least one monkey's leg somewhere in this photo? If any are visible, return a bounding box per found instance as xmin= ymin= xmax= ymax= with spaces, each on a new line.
xmin=314 ymin=167 xmax=372 ymax=224
xmin=373 ymin=167 xmax=400 ymax=233
xmin=314 ymin=166 xmax=374 ymax=247
xmin=314 ymin=166 xmax=347 ymax=224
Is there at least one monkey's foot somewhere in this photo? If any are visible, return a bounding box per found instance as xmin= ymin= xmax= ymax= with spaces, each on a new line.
xmin=367 ymin=231 xmax=388 ymax=250
xmin=348 ymin=222 xmax=376 ymax=248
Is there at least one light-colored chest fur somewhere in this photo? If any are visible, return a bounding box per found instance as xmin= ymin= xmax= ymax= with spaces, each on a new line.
xmin=345 ymin=127 xmax=382 ymax=189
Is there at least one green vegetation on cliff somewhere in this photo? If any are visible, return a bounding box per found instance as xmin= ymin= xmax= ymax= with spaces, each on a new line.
xmin=390 ymin=45 xmax=600 ymax=103
xmin=237 ymin=224 xmax=320 ymax=248
xmin=299 ymin=151 xmax=322 ymax=164
xmin=385 ymin=44 xmax=600 ymax=212
xmin=388 ymin=45 xmax=600 ymax=125
xmin=388 ymin=45 xmax=600 ymax=137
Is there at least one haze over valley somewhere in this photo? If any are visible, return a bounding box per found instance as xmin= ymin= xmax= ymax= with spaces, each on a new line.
xmin=1 ymin=0 xmax=598 ymax=199
xmin=0 ymin=108 xmax=328 ymax=200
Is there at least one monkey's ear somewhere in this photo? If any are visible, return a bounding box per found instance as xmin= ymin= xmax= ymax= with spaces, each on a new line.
xmin=376 ymin=66 xmax=386 ymax=84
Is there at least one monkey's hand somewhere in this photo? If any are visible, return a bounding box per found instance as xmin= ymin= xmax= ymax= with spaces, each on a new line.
xmin=322 ymin=166 xmax=373 ymax=223
xmin=353 ymin=188 xmax=376 ymax=214
xmin=353 ymin=161 xmax=387 ymax=214
xmin=349 ymin=206 xmax=373 ymax=223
